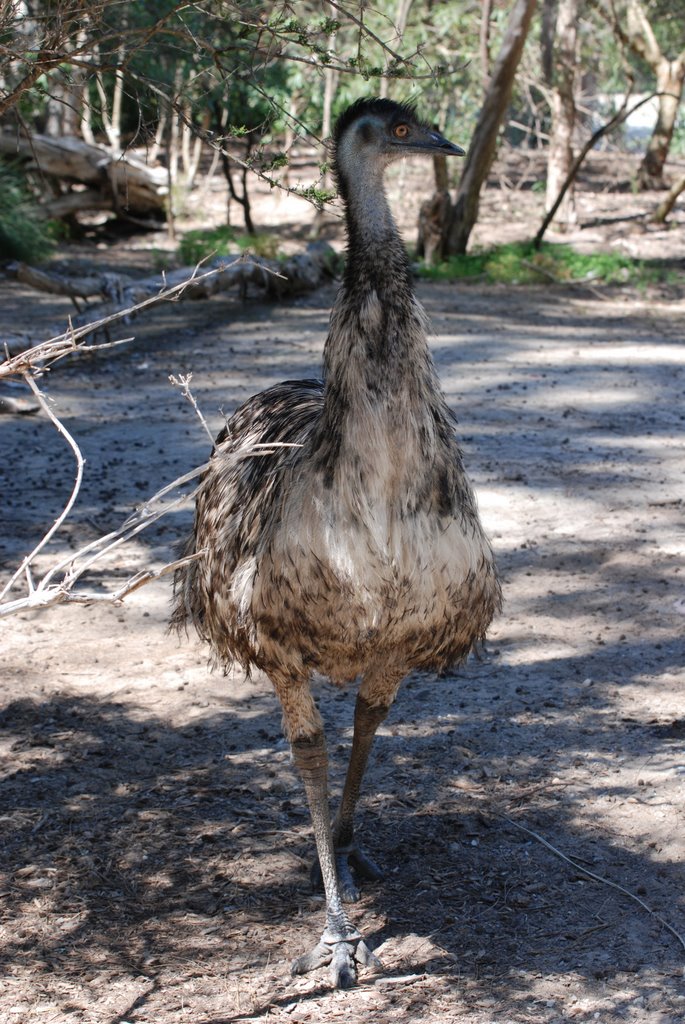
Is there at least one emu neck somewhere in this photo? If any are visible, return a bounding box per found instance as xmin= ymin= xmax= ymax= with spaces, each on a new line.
xmin=340 ymin=162 xmax=411 ymax=296
xmin=324 ymin=159 xmax=430 ymax=393
xmin=316 ymin=159 xmax=443 ymax=495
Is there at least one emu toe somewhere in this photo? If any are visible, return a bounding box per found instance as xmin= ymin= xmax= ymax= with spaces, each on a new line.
xmin=310 ymin=843 xmax=384 ymax=902
xmin=291 ymin=931 xmax=381 ymax=989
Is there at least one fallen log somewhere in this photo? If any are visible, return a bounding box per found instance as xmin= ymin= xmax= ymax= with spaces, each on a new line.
xmin=7 ymin=261 xmax=131 ymax=300
xmin=2 ymin=242 xmax=340 ymax=351
xmin=0 ymin=132 xmax=168 ymax=215
xmin=68 ymin=243 xmax=340 ymax=328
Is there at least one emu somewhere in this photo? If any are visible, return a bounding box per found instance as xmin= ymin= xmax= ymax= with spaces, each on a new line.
xmin=173 ymin=97 xmax=501 ymax=989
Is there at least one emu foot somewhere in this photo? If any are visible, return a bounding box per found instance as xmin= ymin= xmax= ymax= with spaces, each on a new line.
xmin=291 ymin=926 xmax=381 ymax=989
xmin=310 ymin=843 xmax=383 ymax=903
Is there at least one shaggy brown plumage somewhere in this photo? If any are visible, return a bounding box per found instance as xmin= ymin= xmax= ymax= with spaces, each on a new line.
xmin=173 ymin=97 xmax=501 ymax=989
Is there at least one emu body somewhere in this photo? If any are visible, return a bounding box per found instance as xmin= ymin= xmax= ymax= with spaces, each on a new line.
xmin=174 ymin=98 xmax=501 ymax=988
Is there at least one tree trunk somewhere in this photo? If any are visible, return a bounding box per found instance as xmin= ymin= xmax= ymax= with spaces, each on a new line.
xmin=638 ymin=57 xmax=685 ymax=189
xmin=540 ymin=0 xmax=555 ymax=83
xmin=613 ymin=0 xmax=685 ymax=190
xmin=0 ymin=133 xmax=168 ymax=215
xmin=480 ymin=0 xmax=494 ymax=89
xmin=650 ymin=171 xmax=685 ymax=223
xmin=380 ymin=0 xmax=414 ymax=98
xmin=545 ymin=0 xmax=579 ymax=228
xmin=311 ymin=7 xmax=339 ymax=236
xmin=44 ymin=68 xmax=83 ymax=137
xmin=447 ymin=0 xmax=537 ymax=254
xmin=417 ymin=152 xmax=451 ymax=264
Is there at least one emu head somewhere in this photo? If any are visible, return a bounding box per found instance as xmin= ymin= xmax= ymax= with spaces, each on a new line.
xmin=332 ymin=98 xmax=464 ymax=197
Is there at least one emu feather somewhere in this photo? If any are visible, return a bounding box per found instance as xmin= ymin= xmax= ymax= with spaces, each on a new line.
xmin=173 ymin=97 xmax=500 ymax=989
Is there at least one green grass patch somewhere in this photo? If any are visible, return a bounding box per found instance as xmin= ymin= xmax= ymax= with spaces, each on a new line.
xmin=178 ymin=225 xmax=281 ymax=265
xmin=418 ymin=241 xmax=658 ymax=287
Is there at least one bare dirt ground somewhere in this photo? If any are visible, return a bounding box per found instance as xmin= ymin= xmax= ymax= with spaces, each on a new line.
xmin=1 ymin=152 xmax=685 ymax=1023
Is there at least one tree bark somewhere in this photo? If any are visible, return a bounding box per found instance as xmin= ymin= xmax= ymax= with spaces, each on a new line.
xmin=0 ymin=132 xmax=168 ymax=215
xmin=480 ymin=0 xmax=494 ymax=89
xmin=614 ymin=0 xmax=685 ymax=190
xmin=380 ymin=0 xmax=414 ymax=98
xmin=639 ymin=56 xmax=685 ymax=189
xmin=545 ymin=0 xmax=579 ymax=228
xmin=417 ymin=152 xmax=451 ymax=264
xmin=650 ymin=171 xmax=685 ymax=223
xmin=447 ymin=0 xmax=537 ymax=254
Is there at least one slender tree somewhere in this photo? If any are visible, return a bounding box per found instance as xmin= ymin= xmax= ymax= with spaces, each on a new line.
xmin=447 ymin=0 xmax=538 ymax=254
xmin=544 ymin=0 xmax=580 ymax=229
xmin=612 ymin=0 xmax=685 ymax=189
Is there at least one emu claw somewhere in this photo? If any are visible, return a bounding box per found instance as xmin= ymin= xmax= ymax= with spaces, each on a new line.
xmin=291 ymin=935 xmax=381 ymax=989
xmin=310 ymin=844 xmax=384 ymax=902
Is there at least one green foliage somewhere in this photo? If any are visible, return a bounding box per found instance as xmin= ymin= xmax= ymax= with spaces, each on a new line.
xmin=418 ymin=241 xmax=659 ymax=286
xmin=178 ymin=225 xmax=281 ymax=265
xmin=291 ymin=184 xmax=337 ymax=206
xmin=0 ymin=161 xmax=57 ymax=262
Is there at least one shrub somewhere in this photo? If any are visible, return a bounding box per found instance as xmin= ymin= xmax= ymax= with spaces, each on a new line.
xmin=0 ymin=160 xmax=57 ymax=262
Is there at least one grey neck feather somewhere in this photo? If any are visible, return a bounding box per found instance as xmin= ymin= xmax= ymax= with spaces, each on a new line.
xmin=312 ymin=142 xmax=447 ymax=488
xmin=339 ymin=161 xmax=413 ymax=301
xmin=321 ymin=148 xmax=437 ymax=413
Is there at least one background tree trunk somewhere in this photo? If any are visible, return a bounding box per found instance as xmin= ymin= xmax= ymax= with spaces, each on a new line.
xmin=639 ymin=56 xmax=685 ymax=189
xmin=545 ymin=0 xmax=579 ymax=228
xmin=480 ymin=0 xmax=494 ymax=89
xmin=613 ymin=0 xmax=685 ymax=190
xmin=380 ymin=0 xmax=414 ymax=98
xmin=650 ymin=171 xmax=685 ymax=223
xmin=417 ymin=151 xmax=451 ymax=264
xmin=447 ymin=0 xmax=537 ymax=254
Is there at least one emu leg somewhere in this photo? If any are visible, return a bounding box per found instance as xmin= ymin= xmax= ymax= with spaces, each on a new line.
xmin=311 ymin=693 xmax=393 ymax=902
xmin=290 ymin=732 xmax=380 ymax=988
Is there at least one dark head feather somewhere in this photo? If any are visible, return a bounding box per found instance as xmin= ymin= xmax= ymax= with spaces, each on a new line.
xmin=332 ymin=97 xmax=423 ymax=151
xmin=332 ymin=98 xmax=431 ymax=200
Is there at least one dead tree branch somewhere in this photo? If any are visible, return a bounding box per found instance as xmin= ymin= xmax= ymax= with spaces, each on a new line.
xmin=534 ymin=90 xmax=662 ymax=248
xmin=3 ymin=243 xmax=336 ymax=353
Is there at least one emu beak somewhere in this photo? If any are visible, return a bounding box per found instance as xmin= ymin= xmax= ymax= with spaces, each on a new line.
xmin=429 ymin=131 xmax=465 ymax=156
xmin=394 ymin=127 xmax=466 ymax=157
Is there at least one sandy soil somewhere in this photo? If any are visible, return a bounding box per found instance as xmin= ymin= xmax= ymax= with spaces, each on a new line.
xmin=1 ymin=157 xmax=685 ymax=1023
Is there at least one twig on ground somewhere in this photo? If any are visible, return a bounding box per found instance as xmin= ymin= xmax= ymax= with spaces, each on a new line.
xmin=374 ymin=972 xmax=427 ymax=987
xmin=519 ymin=260 xmax=607 ymax=301
xmin=503 ymin=815 xmax=685 ymax=954
xmin=0 ymin=373 xmax=85 ymax=603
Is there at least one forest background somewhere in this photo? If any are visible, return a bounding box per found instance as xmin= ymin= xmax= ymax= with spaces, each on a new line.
xmin=2 ymin=0 xmax=685 ymax=269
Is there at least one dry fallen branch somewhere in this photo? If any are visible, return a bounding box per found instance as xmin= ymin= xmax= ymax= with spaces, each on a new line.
xmin=0 ymin=261 xmax=224 ymax=377
xmin=1 ymin=251 xmax=315 ymax=617
xmin=0 ymin=440 xmax=305 ymax=617
xmin=3 ymin=242 xmax=337 ymax=353
xmin=1 ymin=396 xmax=302 ymax=616
xmin=169 ymin=372 xmax=216 ymax=444
xmin=0 ymin=448 xmax=209 ymax=617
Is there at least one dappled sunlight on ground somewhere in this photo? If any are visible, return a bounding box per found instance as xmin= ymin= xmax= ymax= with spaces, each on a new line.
xmin=1 ymin=274 xmax=684 ymax=1021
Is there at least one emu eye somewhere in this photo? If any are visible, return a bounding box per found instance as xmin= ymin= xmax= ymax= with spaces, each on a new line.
xmin=393 ymin=123 xmax=410 ymax=139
